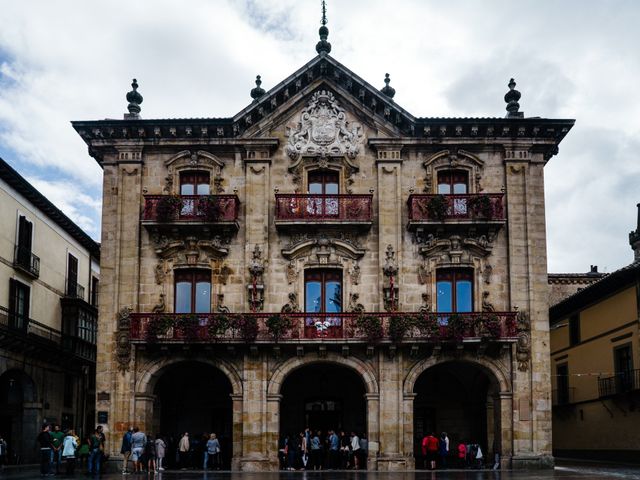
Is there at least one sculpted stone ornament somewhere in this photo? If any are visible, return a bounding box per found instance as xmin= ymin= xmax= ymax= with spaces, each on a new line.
xmin=516 ymin=309 xmax=531 ymax=372
xmin=286 ymin=90 xmax=363 ymax=161
xmin=116 ymin=306 xmax=133 ymax=372
xmin=348 ymin=293 xmax=365 ymax=313
xmin=281 ymin=293 xmax=301 ymax=313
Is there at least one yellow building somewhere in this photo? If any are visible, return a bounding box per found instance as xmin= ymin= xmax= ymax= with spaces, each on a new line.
xmin=549 ymin=204 xmax=640 ymax=461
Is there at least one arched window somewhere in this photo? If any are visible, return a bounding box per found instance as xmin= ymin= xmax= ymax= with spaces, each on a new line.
xmin=174 ymin=269 xmax=211 ymax=314
xmin=436 ymin=269 xmax=473 ymax=313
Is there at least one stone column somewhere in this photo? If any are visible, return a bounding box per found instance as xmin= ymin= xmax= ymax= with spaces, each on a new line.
xmin=133 ymin=393 xmax=155 ymax=434
xmin=401 ymin=393 xmax=417 ymax=470
xmin=239 ymin=353 xmax=270 ymax=470
xmin=265 ymin=394 xmax=282 ymax=470
xmin=230 ymin=393 xmax=244 ymax=470
xmin=499 ymin=391 xmax=514 ymax=468
xmin=365 ymin=393 xmax=380 ymax=471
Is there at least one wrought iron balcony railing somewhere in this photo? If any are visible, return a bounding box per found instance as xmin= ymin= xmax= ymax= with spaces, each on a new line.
xmin=0 ymin=305 xmax=62 ymax=344
xmin=598 ymin=369 xmax=640 ymax=397
xmin=142 ymin=195 xmax=239 ymax=223
xmin=129 ymin=311 xmax=517 ymax=344
xmin=66 ymin=280 xmax=85 ymax=300
xmin=13 ymin=245 xmax=40 ymax=278
xmin=275 ymin=194 xmax=373 ymax=225
xmin=407 ymin=194 xmax=505 ymax=223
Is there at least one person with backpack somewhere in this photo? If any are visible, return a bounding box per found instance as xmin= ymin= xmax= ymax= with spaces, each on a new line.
xmin=62 ymin=429 xmax=78 ymax=475
xmin=120 ymin=427 xmax=133 ymax=474
xmin=87 ymin=426 xmax=104 ymax=475
xmin=422 ymin=432 xmax=438 ymax=470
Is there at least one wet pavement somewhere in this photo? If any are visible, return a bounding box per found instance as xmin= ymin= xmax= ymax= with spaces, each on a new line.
xmin=2 ymin=462 xmax=640 ymax=480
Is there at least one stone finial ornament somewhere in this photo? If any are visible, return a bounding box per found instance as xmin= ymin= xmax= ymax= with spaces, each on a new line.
xmin=125 ymin=79 xmax=143 ymax=119
xmin=316 ymin=0 xmax=332 ymax=55
xmin=629 ymin=203 xmax=640 ymax=262
xmin=381 ymin=73 xmax=396 ymax=99
xmin=250 ymin=75 xmax=266 ymax=100
xmin=504 ymin=78 xmax=523 ymax=118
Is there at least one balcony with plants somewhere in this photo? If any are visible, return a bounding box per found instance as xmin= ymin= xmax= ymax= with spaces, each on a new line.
xmin=129 ymin=311 xmax=517 ymax=347
xmin=407 ymin=193 xmax=506 ymax=232
xmin=274 ymin=194 xmax=373 ymax=231
xmin=142 ymin=194 xmax=240 ymax=233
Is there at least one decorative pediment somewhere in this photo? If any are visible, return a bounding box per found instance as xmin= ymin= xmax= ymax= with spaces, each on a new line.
xmin=418 ymin=232 xmax=495 ymax=264
xmin=422 ymin=149 xmax=484 ymax=193
xmin=281 ymin=232 xmax=365 ymax=264
xmin=151 ymin=233 xmax=229 ymax=266
xmin=285 ymin=90 xmax=363 ymax=161
xmin=164 ymin=150 xmax=225 ymax=194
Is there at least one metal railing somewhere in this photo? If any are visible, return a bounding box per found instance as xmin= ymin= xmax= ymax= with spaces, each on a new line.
xmin=598 ymin=369 xmax=640 ymax=397
xmin=275 ymin=194 xmax=373 ymax=223
xmin=129 ymin=311 xmax=518 ymax=343
xmin=142 ymin=195 xmax=239 ymax=222
xmin=408 ymin=194 xmax=505 ymax=222
xmin=13 ymin=245 xmax=40 ymax=277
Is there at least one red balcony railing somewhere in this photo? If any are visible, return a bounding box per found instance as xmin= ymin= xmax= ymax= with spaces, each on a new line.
xmin=275 ymin=194 xmax=373 ymax=223
xmin=142 ymin=195 xmax=239 ymax=222
xmin=129 ymin=311 xmax=517 ymax=343
xmin=408 ymin=194 xmax=505 ymax=222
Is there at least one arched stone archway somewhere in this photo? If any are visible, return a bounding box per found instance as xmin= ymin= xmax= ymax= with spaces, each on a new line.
xmin=402 ymin=355 xmax=513 ymax=469
xmin=266 ymin=353 xmax=379 ymax=470
xmin=0 ymin=369 xmax=38 ymax=463
xmin=135 ymin=356 xmax=243 ymax=469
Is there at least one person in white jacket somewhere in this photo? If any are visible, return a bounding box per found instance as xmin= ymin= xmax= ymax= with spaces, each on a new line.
xmin=62 ymin=430 xmax=78 ymax=475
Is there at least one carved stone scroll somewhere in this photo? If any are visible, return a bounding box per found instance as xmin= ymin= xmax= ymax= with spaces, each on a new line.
xmin=116 ymin=306 xmax=133 ymax=372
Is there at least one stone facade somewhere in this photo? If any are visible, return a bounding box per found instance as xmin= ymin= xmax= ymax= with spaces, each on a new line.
xmin=73 ymin=52 xmax=573 ymax=470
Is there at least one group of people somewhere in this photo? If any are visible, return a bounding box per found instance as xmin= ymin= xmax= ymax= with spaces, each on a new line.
xmin=421 ymin=432 xmax=496 ymax=470
xmin=120 ymin=429 xmax=222 ymax=474
xmin=36 ymin=424 xmax=105 ymax=476
xmin=279 ymin=428 xmax=367 ymax=470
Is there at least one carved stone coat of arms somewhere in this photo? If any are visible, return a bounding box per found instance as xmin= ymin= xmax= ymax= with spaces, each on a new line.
xmin=286 ymin=90 xmax=362 ymax=160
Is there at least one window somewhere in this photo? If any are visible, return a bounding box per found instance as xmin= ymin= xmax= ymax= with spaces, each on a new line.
xmin=437 ymin=170 xmax=468 ymax=194
xmin=77 ymin=309 xmax=97 ymax=344
xmin=556 ymin=363 xmax=569 ymax=405
xmin=569 ymin=314 xmax=580 ymax=346
xmin=8 ymin=278 xmax=30 ymax=330
xmin=174 ymin=270 xmax=211 ymax=314
xmin=304 ymin=270 xmax=342 ymax=313
xmin=90 ymin=276 xmax=99 ymax=307
xmin=307 ymin=171 xmax=339 ymax=217
xmin=67 ymin=254 xmax=79 ymax=298
xmin=16 ymin=215 xmax=33 ymax=268
xmin=180 ymin=171 xmax=210 ymax=195
xmin=614 ymin=344 xmax=634 ymax=393
xmin=436 ymin=269 xmax=473 ymax=313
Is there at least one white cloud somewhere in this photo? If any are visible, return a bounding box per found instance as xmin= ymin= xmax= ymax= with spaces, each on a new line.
xmin=0 ymin=0 xmax=638 ymax=271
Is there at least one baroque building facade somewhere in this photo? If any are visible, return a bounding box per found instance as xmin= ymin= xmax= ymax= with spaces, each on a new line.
xmin=0 ymin=157 xmax=99 ymax=463
xmin=73 ymin=29 xmax=573 ymax=470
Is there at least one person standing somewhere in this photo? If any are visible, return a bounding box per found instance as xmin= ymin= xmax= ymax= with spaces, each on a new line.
xmin=130 ymin=427 xmax=146 ymax=474
xmin=155 ymin=436 xmax=166 ymax=471
xmin=49 ymin=425 xmax=64 ymax=475
xmin=178 ymin=433 xmax=190 ymax=470
xmin=439 ymin=432 xmax=449 ymax=469
xmin=309 ymin=431 xmax=321 ymax=470
xmin=0 ymin=434 xmax=7 ymax=471
xmin=328 ymin=430 xmax=339 ymax=470
xmin=457 ymin=441 xmax=467 ymax=468
xmin=37 ymin=424 xmax=52 ymax=477
xmin=62 ymin=430 xmax=78 ymax=475
xmin=87 ymin=426 xmax=104 ymax=475
xmin=359 ymin=433 xmax=368 ymax=469
xmin=349 ymin=432 xmax=360 ymax=470
xmin=120 ymin=427 xmax=133 ymax=474
xmin=145 ymin=435 xmax=156 ymax=473
xmin=206 ymin=433 xmax=221 ymax=470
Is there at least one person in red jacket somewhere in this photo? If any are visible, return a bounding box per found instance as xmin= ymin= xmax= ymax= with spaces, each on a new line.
xmin=457 ymin=441 xmax=467 ymax=468
xmin=420 ymin=432 xmax=439 ymax=470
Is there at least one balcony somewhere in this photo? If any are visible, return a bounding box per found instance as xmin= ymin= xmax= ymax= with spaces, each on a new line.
xmin=407 ymin=194 xmax=506 ymax=233
xmin=598 ymin=370 xmax=640 ymax=398
xmin=0 ymin=305 xmax=94 ymax=363
xmin=66 ymin=280 xmax=85 ymax=300
xmin=129 ymin=311 xmax=517 ymax=345
xmin=142 ymin=194 xmax=240 ymax=233
xmin=274 ymin=194 xmax=373 ymax=231
xmin=13 ymin=245 xmax=40 ymax=278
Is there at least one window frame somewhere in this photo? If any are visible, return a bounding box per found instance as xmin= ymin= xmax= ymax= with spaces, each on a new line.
xmin=173 ymin=269 xmax=212 ymax=314
xmin=308 ymin=170 xmax=339 ymax=195
xmin=436 ymin=268 xmax=474 ymax=313
xmin=437 ymin=169 xmax=469 ymax=195
xmin=304 ymin=269 xmax=343 ymax=314
xmin=179 ymin=170 xmax=210 ymax=196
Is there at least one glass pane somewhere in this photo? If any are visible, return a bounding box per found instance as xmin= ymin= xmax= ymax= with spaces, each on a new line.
xmin=181 ymin=184 xmax=194 ymax=195
xmin=325 ymin=183 xmax=339 ymax=195
xmin=456 ymin=280 xmax=473 ymax=312
xmin=453 ymin=182 xmax=467 ymax=194
xmin=196 ymin=184 xmax=210 ymax=195
xmin=436 ymin=281 xmax=452 ymax=313
xmin=325 ymin=281 xmax=342 ymax=313
xmin=438 ymin=183 xmax=451 ymax=194
xmin=309 ymin=183 xmax=322 ymax=194
xmin=195 ymin=281 xmax=211 ymax=313
xmin=175 ymin=282 xmax=192 ymax=313
xmin=305 ymin=281 xmax=322 ymax=312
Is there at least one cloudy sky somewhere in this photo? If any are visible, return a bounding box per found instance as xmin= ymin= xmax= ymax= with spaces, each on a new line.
xmin=0 ymin=0 xmax=638 ymax=273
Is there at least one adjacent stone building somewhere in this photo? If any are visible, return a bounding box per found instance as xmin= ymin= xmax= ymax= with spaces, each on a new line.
xmin=0 ymin=157 xmax=99 ymax=463
xmin=72 ymin=25 xmax=574 ymax=470
xmin=549 ymin=205 xmax=640 ymax=461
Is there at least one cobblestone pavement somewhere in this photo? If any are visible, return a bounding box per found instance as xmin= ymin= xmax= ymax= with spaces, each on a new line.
xmin=2 ymin=463 xmax=640 ymax=480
